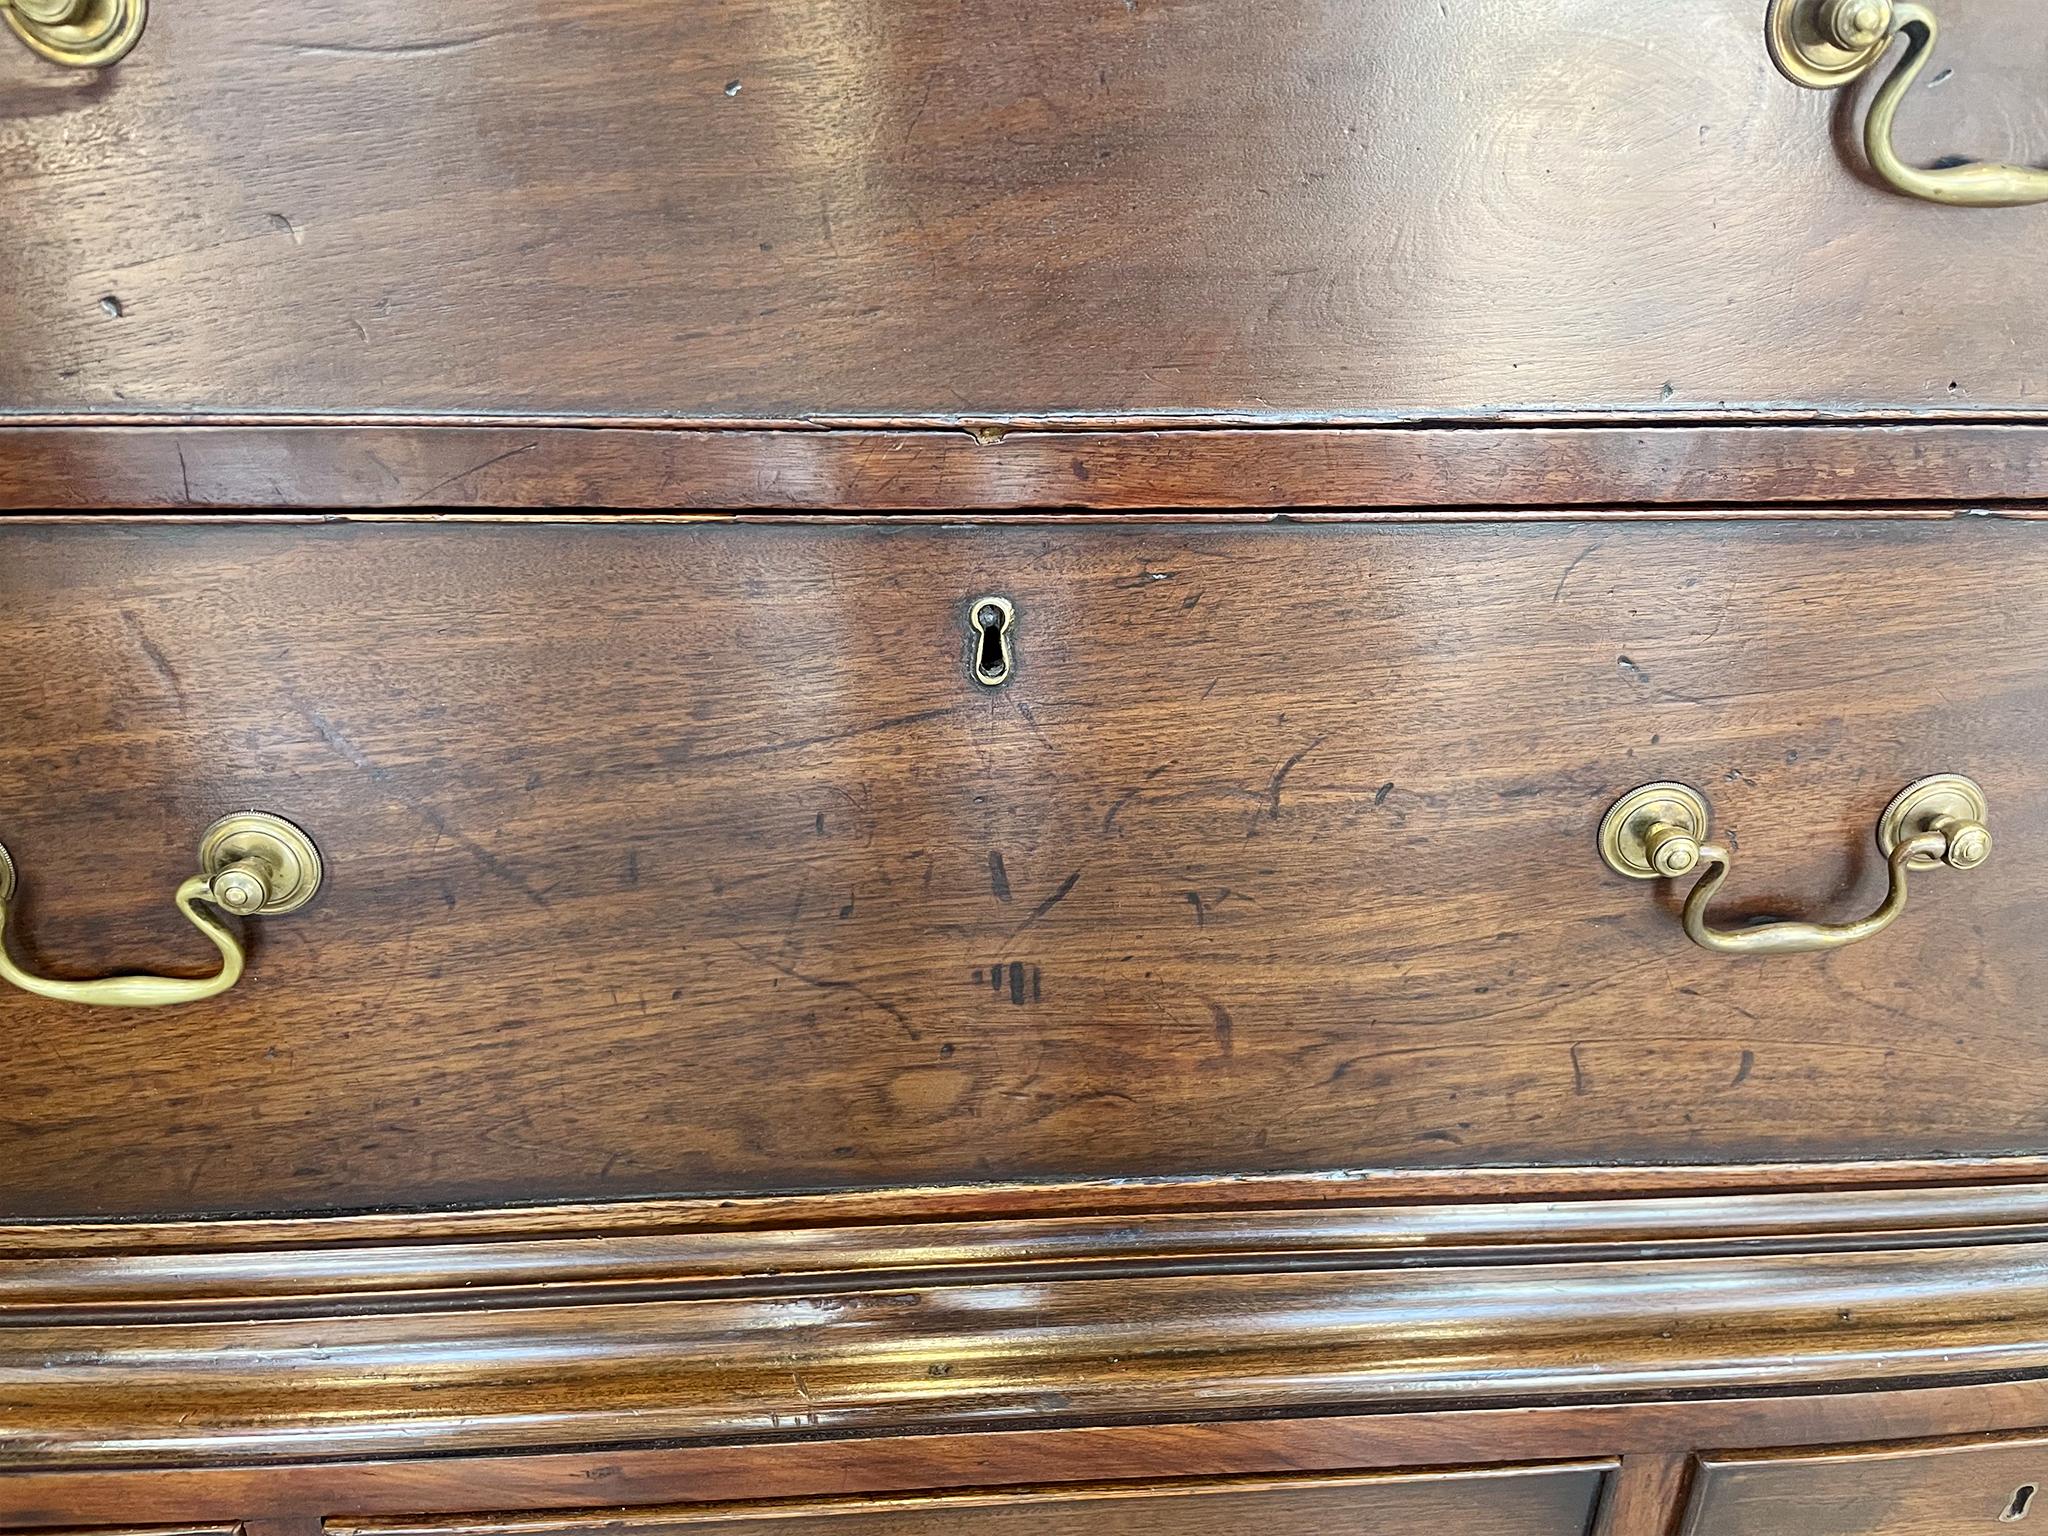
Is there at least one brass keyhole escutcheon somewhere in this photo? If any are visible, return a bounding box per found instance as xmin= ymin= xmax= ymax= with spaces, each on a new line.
xmin=971 ymin=596 xmax=1015 ymax=687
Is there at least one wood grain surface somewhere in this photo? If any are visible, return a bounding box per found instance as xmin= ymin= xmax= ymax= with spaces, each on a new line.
xmin=9 ymin=424 xmax=2048 ymax=511
xmin=8 ymin=1236 xmax=2048 ymax=1465
xmin=4 ymin=1386 xmax=2048 ymax=1534
xmin=4 ymin=0 xmax=2048 ymax=421
xmin=1685 ymin=1436 xmax=2048 ymax=1536
xmin=7 ymin=1173 xmax=2048 ymax=1469
xmin=0 ymin=518 xmax=2044 ymax=1218
xmin=8 ymin=1180 xmax=2048 ymax=1314
xmin=325 ymin=1470 xmax=1616 ymax=1536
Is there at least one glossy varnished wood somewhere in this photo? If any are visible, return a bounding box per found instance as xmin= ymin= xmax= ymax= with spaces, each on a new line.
xmin=3 ymin=1 xmax=2048 ymax=422
xmin=4 ymin=1384 xmax=2048 ymax=1534
xmin=1685 ymin=1435 xmax=2048 ymax=1536
xmin=9 ymin=424 xmax=2048 ymax=511
xmin=325 ymin=1469 xmax=1615 ymax=1536
xmin=1 ymin=519 xmax=2045 ymax=1217
xmin=6 ymin=1180 xmax=2048 ymax=1466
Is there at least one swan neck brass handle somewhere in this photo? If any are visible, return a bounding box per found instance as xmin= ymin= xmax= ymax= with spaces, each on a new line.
xmin=2 ymin=0 xmax=146 ymax=67
xmin=0 ymin=813 xmax=322 ymax=1008
xmin=1767 ymin=0 xmax=2048 ymax=207
xmin=1601 ymin=775 xmax=1990 ymax=957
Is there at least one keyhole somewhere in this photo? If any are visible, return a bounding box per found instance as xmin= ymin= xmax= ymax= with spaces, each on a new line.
xmin=2002 ymin=1486 xmax=2036 ymax=1523
xmin=970 ymin=596 xmax=1014 ymax=687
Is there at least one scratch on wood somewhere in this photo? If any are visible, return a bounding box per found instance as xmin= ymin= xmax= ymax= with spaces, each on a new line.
xmin=1268 ymin=734 xmax=1328 ymax=818
xmin=674 ymin=706 xmax=962 ymax=766
xmin=121 ymin=611 xmax=188 ymax=710
xmin=410 ymin=441 xmax=540 ymax=504
xmin=726 ymin=939 xmax=914 ymax=1035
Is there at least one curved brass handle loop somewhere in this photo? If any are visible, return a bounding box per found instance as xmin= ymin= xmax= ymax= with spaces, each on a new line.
xmin=1 ymin=0 xmax=146 ymax=67
xmin=1767 ymin=0 xmax=2048 ymax=207
xmin=0 ymin=813 xmax=322 ymax=1009
xmin=1680 ymin=830 xmax=1948 ymax=955
xmin=1600 ymin=775 xmax=1991 ymax=957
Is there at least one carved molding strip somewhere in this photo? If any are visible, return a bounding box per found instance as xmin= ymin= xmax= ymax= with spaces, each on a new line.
xmin=7 ymin=1181 xmax=2048 ymax=1468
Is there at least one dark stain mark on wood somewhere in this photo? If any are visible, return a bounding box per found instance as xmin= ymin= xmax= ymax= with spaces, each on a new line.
xmin=120 ymin=610 xmax=188 ymax=709
xmin=988 ymin=851 xmax=1012 ymax=903
xmin=1268 ymin=735 xmax=1328 ymax=818
xmin=1570 ymin=1043 xmax=1589 ymax=1096
xmin=1008 ymin=961 xmax=1026 ymax=1005
xmin=1732 ymin=1049 xmax=1755 ymax=1087
xmin=1374 ymin=781 xmax=1395 ymax=806
xmin=1185 ymin=890 xmax=1206 ymax=927
xmin=1208 ymin=998 xmax=1234 ymax=1056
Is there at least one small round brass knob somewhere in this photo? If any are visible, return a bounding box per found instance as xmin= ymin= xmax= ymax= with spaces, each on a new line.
xmin=1644 ymin=823 xmax=1703 ymax=878
xmin=209 ymin=861 xmax=272 ymax=914
xmin=1879 ymin=774 xmax=1992 ymax=873
xmin=1942 ymin=820 xmax=1993 ymax=871
xmin=1822 ymin=0 xmax=1893 ymax=49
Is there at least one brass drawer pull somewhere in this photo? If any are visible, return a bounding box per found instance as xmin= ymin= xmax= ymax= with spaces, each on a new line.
xmin=2 ymin=0 xmax=145 ymax=67
xmin=1600 ymin=775 xmax=1990 ymax=956
xmin=1767 ymin=0 xmax=2048 ymax=207
xmin=0 ymin=813 xmax=320 ymax=1007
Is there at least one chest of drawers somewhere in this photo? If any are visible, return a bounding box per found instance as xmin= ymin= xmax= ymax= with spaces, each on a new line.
xmin=5 ymin=1 xmax=2048 ymax=1533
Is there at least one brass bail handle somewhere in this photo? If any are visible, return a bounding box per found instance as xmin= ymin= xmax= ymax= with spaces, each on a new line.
xmin=1766 ymin=0 xmax=2048 ymax=207
xmin=1599 ymin=775 xmax=1991 ymax=957
xmin=2 ymin=0 xmax=146 ymax=68
xmin=0 ymin=813 xmax=321 ymax=1008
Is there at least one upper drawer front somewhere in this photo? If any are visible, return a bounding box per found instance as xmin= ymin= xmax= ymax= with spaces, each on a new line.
xmin=1 ymin=519 xmax=2044 ymax=1218
xmin=2 ymin=0 xmax=2045 ymax=420
xmin=330 ymin=1469 xmax=1610 ymax=1536
xmin=1687 ymin=1435 xmax=2048 ymax=1536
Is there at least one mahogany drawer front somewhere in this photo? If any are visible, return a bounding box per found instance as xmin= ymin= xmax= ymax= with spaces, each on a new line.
xmin=326 ymin=1469 xmax=1612 ymax=1536
xmin=1685 ymin=1435 xmax=2048 ymax=1536
xmin=0 ymin=518 xmax=2043 ymax=1219
xmin=3 ymin=0 xmax=2046 ymax=422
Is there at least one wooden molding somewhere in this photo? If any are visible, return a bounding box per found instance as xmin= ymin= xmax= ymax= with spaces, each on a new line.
xmin=8 ymin=1178 xmax=2048 ymax=1469
xmin=6 ymin=422 xmax=2048 ymax=510
xmin=6 ymin=1384 xmax=2048 ymax=1529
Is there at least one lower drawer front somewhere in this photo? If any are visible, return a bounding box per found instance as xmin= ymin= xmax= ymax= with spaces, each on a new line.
xmin=328 ymin=1469 xmax=1612 ymax=1536
xmin=1688 ymin=1436 xmax=2048 ymax=1536
xmin=2 ymin=519 xmax=2045 ymax=1217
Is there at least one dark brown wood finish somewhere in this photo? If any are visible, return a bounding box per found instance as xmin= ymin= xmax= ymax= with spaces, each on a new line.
xmin=7 ymin=1386 xmax=2048 ymax=1536
xmin=7 ymin=1180 xmax=2048 ymax=1468
xmin=1685 ymin=1436 xmax=2048 ymax=1536
xmin=2 ymin=518 xmax=2045 ymax=1217
xmin=9 ymin=424 xmax=2048 ymax=511
xmin=326 ymin=1470 xmax=1616 ymax=1536
xmin=4 ymin=1 xmax=2048 ymax=424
